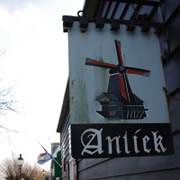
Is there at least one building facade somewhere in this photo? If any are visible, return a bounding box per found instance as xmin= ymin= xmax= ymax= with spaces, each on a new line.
xmin=50 ymin=143 xmax=61 ymax=180
xmin=57 ymin=0 xmax=180 ymax=179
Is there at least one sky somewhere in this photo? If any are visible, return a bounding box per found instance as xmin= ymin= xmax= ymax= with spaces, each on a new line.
xmin=0 ymin=0 xmax=84 ymax=172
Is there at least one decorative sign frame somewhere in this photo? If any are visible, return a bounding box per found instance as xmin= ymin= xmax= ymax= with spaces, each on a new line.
xmin=68 ymin=22 xmax=174 ymax=158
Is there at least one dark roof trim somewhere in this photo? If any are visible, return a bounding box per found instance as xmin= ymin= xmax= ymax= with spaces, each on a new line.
xmin=57 ymin=79 xmax=69 ymax=133
xmin=83 ymin=0 xmax=160 ymax=18
xmin=62 ymin=15 xmax=164 ymax=33
xmin=83 ymin=0 xmax=101 ymax=17
xmin=164 ymin=3 xmax=180 ymax=27
xmin=105 ymin=0 xmax=160 ymax=7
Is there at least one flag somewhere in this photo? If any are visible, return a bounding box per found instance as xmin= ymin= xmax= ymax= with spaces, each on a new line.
xmin=37 ymin=152 xmax=53 ymax=165
xmin=52 ymin=145 xmax=60 ymax=158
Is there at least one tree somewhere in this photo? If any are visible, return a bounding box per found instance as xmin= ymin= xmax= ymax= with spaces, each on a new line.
xmin=0 ymin=155 xmax=49 ymax=180
xmin=0 ymin=51 xmax=17 ymax=137
xmin=0 ymin=86 xmax=17 ymax=141
xmin=0 ymin=87 xmax=16 ymax=113
xmin=0 ymin=50 xmax=16 ymax=114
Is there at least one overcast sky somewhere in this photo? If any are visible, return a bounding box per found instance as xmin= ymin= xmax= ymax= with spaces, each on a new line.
xmin=0 ymin=0 xmax=84 ymax=171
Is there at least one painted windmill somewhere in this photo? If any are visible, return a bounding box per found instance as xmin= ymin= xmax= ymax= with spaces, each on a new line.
xmin=85 ymin=40 xmax=150 ymax=120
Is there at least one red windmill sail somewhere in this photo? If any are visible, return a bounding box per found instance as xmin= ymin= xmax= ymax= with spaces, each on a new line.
xmin=85 ymin=40 xmax=150 ymax=119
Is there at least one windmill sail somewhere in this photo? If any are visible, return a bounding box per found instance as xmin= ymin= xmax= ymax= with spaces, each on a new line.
xmin=85 ymin=40 xmax=150 ymax=120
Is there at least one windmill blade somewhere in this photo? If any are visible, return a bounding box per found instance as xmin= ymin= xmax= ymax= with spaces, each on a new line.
xmin=115 ymin=40 xmax=124 ymax=66
xmin=85 ymin=58 xmax=116 ymax=68
xmin=118 ymin=74 xmax=127 ymax=100
xmin=126 ymin=67 xmax=150 ymax=76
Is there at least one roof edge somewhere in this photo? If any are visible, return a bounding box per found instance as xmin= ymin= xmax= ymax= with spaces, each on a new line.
xmin=57 ymin=79 xmax=69 ymax=133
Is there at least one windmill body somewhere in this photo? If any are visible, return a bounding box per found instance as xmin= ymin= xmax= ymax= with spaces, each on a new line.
xmin=85 ymin=40 xmax=150 ymax=120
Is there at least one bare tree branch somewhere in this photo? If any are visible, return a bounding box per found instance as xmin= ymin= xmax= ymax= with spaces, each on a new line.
xmin=0 ymin=125 xmax=18 ymax=133
xmin=0 ymin=87 xmax=16 ymax=113
xmin=0 ymin=156 xmax=49 ymax=179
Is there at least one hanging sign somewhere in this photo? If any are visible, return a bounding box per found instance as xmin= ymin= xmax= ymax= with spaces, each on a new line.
xmin=68 ymin=22 xmax=174 ymax=158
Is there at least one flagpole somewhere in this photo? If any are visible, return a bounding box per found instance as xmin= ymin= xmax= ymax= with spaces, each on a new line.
xmin=52 ymin=157 xmax=62 ymax=168
xmin=37 ymin=142 xmax=61 ymax=168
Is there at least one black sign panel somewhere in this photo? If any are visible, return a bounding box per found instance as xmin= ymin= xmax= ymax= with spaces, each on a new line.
xmin=71 ymin=123 xmax=174 ymax=158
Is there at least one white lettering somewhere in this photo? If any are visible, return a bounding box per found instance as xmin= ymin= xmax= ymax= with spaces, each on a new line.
xmin=133 ymin=129 xmax=141 ymax=153
xmin=142 ymin=135 xmax=151 ymax=153
xmin=81 ymin=128 xmax=104 ymax=155
xmin=79 ymin=127 xmax=169 ymax=157
xmin=106 ymin=136 xmax=121 ymax=154
xmin=123 ymin=131 xmax=130 ymax=154
xmin=151 ymin=131 xmax=167 ymax=153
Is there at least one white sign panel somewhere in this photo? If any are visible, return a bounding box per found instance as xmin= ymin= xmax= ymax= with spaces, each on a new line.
xmin=68 ymin=22 xmax=169 ymax=125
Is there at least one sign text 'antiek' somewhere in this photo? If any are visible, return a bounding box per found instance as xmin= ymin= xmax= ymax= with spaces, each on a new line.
xmin=71 ymin=124 xmax=174 ymax=158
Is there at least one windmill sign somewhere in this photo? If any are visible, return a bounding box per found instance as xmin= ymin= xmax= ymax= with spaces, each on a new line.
xmin=85 ymin=40 xmax=150 ymax=120
xmin=68 ymin=23 xmax=174 ymax=158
